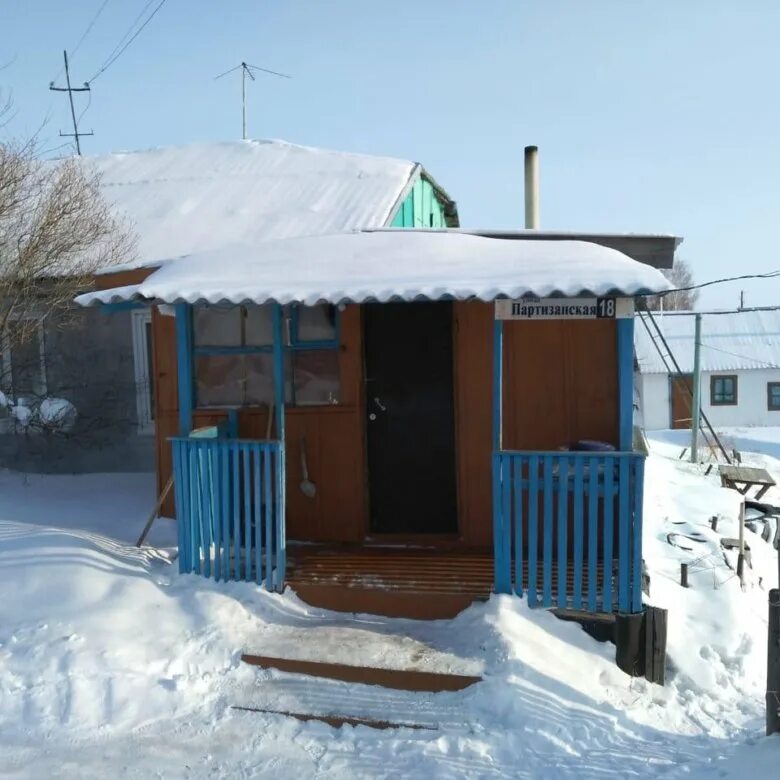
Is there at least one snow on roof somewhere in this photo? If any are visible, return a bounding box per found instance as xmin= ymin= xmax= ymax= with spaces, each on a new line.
xmin=77 ymin=230 xmax=670 ymax=307
xmin=85 ymin=140 xmax=418 ymax=269
xmin=635 ymin=309 xmax=780 ymax=374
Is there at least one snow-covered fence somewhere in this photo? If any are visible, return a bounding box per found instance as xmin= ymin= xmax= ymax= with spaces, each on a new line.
xmin=492 ymin=451 xmax=645 ymax=614
xmin=170 ymin=438 xmax=285 ymax=591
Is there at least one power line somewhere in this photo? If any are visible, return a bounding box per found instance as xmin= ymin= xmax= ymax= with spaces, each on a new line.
xmin=91 ymin=0 xmax=156 ymax=76
xmin=50 ymin=0 xmax=113 ymax=83
xmin=88 ymin=0 xmax=169 ymax=84
xmin=72 ymin=0 xmax=112 ymax=59
xmin=700 ymin=343 xmax=780 ymax=369
xmin=658 ymin=269 xmax=780 ymax=297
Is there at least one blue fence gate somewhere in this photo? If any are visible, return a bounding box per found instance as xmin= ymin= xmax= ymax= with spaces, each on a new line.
xmin=170 ymin=437 xmax=286 ymax=591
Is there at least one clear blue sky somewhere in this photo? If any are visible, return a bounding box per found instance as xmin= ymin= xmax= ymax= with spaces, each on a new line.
xmin=2 ymin=0 xmax=779 ymax=308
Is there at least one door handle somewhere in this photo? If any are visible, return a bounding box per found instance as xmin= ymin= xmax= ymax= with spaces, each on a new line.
xmin=374 ymin=396 xmax=387 ymax=412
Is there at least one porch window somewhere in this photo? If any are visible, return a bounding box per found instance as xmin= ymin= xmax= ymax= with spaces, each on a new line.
xmin=768 ymin=382 xmax=780 ymax=411
xmin=710 ymin=374 xmax=737 ymax=406
xmin=193 ymin=303 xmax=340 ymax=408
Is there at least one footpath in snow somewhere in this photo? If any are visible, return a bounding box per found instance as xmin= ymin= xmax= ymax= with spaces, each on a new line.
xmin=0 ymin=432 xmax=778 ymax=778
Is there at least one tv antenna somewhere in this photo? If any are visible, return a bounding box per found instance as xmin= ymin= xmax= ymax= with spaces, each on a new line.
xmin=215 ymin=61 xmax=291 ymax=140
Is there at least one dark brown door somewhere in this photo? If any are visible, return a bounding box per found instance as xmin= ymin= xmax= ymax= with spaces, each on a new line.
xmin=670 ymin=374 xmax=694 ymax=429
xmin=364 ymin=302 xmax=458 ymax=534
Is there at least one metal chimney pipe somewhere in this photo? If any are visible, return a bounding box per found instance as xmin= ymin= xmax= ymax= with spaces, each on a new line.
xmin=524 ymin=145 xmax=540 ymax=229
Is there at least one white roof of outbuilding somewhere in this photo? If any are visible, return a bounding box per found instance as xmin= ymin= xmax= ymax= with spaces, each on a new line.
xmin=84 ymin=140 xmax=421 ymax=268
xmin=635 ymin=309 xmax=780 ymax=374
xmin=76 ymin=230 xmax=670 ymax=307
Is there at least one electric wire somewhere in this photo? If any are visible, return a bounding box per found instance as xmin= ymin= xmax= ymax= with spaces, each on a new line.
xmin=87 ymin=0 xmax=169 ymax=84
xmin=50 ymin=0 xmax=112 ymax=83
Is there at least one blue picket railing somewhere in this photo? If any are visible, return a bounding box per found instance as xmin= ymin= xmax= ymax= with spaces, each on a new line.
xmin=492 ymin=451 xmax=645 ymax=614
xmin=170 ymin=437 xmax=286 ymax=591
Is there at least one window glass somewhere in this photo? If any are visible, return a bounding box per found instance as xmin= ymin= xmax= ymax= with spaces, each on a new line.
xmin=712 ymin=376 xmax=736 ymax=404
xmin=196 ymin=354 xmax=293 ymax=407
xmin=193 ymin=306 xmax=240 ymax=347
xmin=193 ymin=304 xmax=341 ymax=409
xmin=769 ymin=383 xmax=780 ymax=410
xmin=297 ymin=304 xmax=337 ymax=343
xmin=245 ymin=304 xmax=275 ymax=346
xmin=292 ymin=350 xmax=340 ymax=405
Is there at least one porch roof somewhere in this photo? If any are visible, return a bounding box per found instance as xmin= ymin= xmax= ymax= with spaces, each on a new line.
xmin=76 ymin=230 xmax=671 ymax=307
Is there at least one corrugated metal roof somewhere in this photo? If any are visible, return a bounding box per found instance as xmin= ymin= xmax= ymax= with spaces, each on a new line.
xmin=635 ymin=309 xmax=780 ymax=373
xmin=83 ymin=140 xmax=420 ymax=269
xmin=76 ymin=230 xmax=670 ymax=307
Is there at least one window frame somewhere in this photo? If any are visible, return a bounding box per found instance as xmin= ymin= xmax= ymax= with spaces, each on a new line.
xmin=0 ymin=315 xmax=48 ymax=434
xmin=768 ymin=382 xmax=780 ymax=411
xmin=710 ymin=374 xmax=738 ymax=406
xmin=131 ymin=308 xmax=155 ymax=434
xmin=191 ymin=303 xmax=341 ymax=409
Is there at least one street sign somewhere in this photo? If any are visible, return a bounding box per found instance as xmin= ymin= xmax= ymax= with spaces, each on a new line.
xmin=495 ymin=296 xmax=634 ymax=321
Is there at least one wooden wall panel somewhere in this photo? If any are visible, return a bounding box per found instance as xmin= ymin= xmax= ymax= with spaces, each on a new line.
xmin=504 ymin=320 xmax=569 ymax=450
xmin=504 ymin=319 xmax=618 ymax=450
xmin=453 ymin=307 xmax=620 ymax=551
xmin=152 ymin=304 xmax=367 ymax=541
xmin=93 ymin=266 xmax=157 ymax=290
xmin=563 ymin=320 xmax=619 ymax=446
xmin=453 ymin=302 xmax=493 ymax=549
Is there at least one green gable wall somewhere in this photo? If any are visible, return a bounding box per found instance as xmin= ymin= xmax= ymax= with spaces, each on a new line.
xmin=390 ymin=176 xmax=448 ymax=228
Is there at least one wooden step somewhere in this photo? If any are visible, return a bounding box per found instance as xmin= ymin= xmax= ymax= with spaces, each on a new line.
xmin=233 ymin=706 xmax=435 ymax=731
xmin=241 ymin=653 xmax=482 ymax=692
xmin=291 ymin=582 xmax=485 ymax=619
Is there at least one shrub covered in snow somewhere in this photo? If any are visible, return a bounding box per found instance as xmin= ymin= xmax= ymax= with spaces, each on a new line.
xmin=39 ymin=397 xmax=78 ymax=432
xmin=0 ymin=393 xmax=78 ymax=433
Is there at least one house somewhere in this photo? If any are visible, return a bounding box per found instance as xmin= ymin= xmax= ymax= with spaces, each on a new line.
xmin=635 ymin=309 xmax=780 ymax=430
xmin=77 ymin=227 xmax=677 ymax=651
xmin=0 ymin=139 xmax=457 ymax=473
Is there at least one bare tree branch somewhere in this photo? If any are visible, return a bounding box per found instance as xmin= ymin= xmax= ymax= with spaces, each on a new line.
xmin=0 ymin=140 xmax=136 ymax=346
xmin=0 ymin=140 xmax=137 ymax=443
xmin=645 ymin=259 xmax=700 ymax=311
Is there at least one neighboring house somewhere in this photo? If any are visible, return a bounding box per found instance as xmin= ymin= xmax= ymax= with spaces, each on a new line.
xmin=634 ymin=309 xmax=780 ymax=430
xmin=0 ymin=139 xmax=457 ymax=473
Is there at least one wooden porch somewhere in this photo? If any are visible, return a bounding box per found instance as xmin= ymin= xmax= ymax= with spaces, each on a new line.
xmin=287 ymin=544 xmax=610 ymax=620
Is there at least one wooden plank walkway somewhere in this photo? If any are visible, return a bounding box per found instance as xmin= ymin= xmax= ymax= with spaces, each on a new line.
xmin=287 ymin=545 xmax=492 ymax=618
xmin=287 ymin=545 xmax=608 ymax=619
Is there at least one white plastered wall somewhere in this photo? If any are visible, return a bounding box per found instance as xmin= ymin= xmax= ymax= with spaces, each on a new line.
xmin=637 ymin=368 xmax=780 ymax=430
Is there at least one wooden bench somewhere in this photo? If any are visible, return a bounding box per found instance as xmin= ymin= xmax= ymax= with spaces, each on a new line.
xmin=719 ymin=465 xmax=777 ymax=500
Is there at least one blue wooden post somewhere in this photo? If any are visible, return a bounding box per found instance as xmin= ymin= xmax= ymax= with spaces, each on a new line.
xmin=272 ymin=304 xmax=286 ymax=592
xmin=617 ymin=314 xmax=634 ymax=452
xmin=175 ymin=303 xmax=193 ymax=437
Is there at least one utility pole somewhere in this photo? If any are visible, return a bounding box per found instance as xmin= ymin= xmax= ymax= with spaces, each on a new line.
xmin=740 ymin=290 xmax=745 ymax=310
xmin=49 ymin=50 xmax=93 ymax=155
xmin=215 ymin=61 xmax=291 ymax=141
xmin=690 ymin=312 xmax=702 ymax=463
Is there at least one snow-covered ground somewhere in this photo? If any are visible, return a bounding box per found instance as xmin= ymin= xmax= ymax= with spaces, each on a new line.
xmin=0 ymin=433 xmax=778 ymax=778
